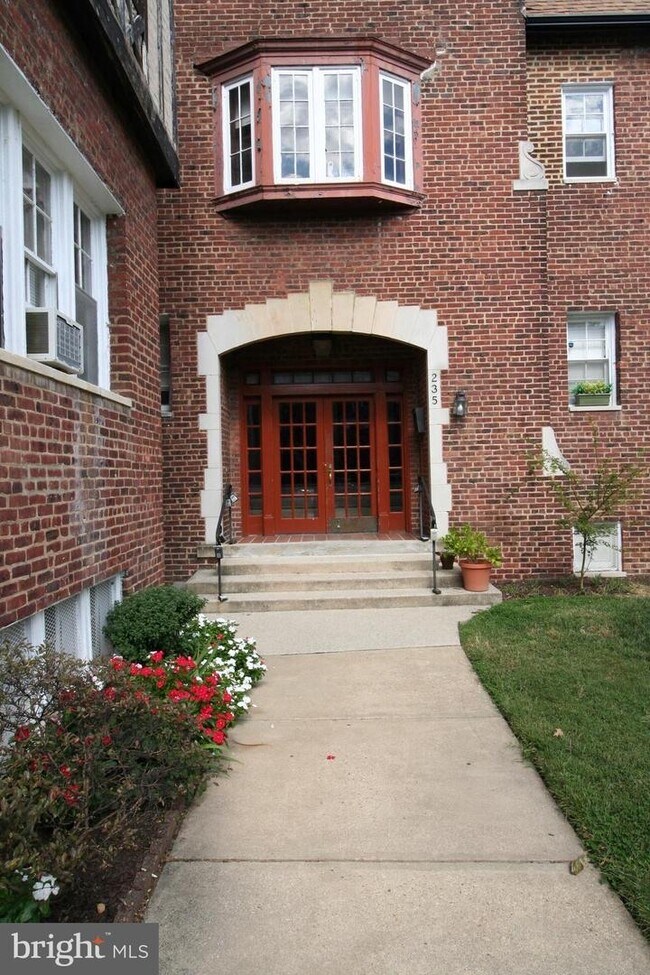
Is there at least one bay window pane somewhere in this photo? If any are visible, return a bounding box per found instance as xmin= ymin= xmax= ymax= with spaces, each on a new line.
xmin=294 ymin=76 xmax=308 ymax=100
xmin=324 ymin=74 xmax=338 ymax=100
xmin=339 ymin=74 xmax=353 ymax=100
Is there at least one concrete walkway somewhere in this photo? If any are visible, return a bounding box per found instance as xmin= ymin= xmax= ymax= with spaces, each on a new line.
xmin=146 ymin=607 xmax=650 ymax=974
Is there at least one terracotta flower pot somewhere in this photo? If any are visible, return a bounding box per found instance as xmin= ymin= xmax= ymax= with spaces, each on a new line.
xmin=459 ymin=559 xmax=492 ymax=592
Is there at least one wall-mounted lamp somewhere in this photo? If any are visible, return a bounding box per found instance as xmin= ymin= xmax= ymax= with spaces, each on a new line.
xmin=312 ymin=337 xmax=333 ymax=358
xmin=451 ymin=390 xmax=467 ymax=418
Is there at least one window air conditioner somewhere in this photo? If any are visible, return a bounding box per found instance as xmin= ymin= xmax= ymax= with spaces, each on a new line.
xmin=25 ymin=308 xmax=84 ymax=374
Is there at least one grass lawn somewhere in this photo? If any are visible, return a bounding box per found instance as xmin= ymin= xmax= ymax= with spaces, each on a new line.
xmin=460 ymin=596 xmax=650 ymax=939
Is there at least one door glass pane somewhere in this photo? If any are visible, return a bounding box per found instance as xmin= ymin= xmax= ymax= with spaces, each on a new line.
xmin=331 ymin=400 xmax=373 ymax=520
xmin=278 ymin=400 xmax=319 ymax=520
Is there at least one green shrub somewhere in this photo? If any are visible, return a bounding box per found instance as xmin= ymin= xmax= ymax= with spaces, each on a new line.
xmin=0 ymin=639 xmax=213 ymax=922
xmin=103 ymin=586 xmax=205 ymax=661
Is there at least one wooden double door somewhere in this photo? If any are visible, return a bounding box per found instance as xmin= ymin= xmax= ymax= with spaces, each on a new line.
xmin=243 ymin=388 xmax=407 ymax=534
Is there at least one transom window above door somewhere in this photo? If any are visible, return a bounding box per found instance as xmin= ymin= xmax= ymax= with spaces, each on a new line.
xmin=198 ymin=37 xmax=429 ymax=213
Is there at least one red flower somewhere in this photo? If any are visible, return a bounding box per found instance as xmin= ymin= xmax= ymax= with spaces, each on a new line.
xmin=14 ymin=726 xmax=30 ymax=742
xmin=134 ymin=689 xmax=150 ymax=704
xmin=168 ymin=688 xmax=190 ymax=702
xmin=222 ymin=692 xmax=232 ymax=704
xmin=129 ymin=663 xmax=143 ymax=676
xmin=109 ymin=657 xmax=125 ymax=671
xmin=173 ymin=656 xmax=196 ymax=671
xmin=59 ymin=765 xmax=72 ymax=778
xmin=101 ymin=734 xmax=112 ymax=747
xmin=210 ymin=730 xmax=226 ymax=745
xmin=63 ymin=784 xmax=80 ymax=806
xmin=190 ymin=684 xmax=214 ymax=702
xmin=204 ymin=674 xmax=218 ymax=687
xmin=103 ymin=687 xmax=117 ymax=702
xmin=150 ymin=651 xmax=165 ymax=663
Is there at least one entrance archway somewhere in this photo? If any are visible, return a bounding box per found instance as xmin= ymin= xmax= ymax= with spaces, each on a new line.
xmin=197 ymin=281 xmax=451 ymax=541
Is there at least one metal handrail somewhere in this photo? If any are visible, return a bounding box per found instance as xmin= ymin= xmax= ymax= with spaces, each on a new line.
xmin=415 ymin=476 xmax=441 ymax=595
xmin=214 ymin=484 xmax=238 ymax=602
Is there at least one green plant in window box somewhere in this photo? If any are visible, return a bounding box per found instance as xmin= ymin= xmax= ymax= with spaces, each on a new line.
xmin=572 ymin=380 xmax=612 ymax=407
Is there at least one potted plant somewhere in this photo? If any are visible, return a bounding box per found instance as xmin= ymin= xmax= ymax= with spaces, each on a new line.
xmin=439 ymin=550 xmax=456 ymax=570
xmin=439 ymin=524 xmax=503 ymax=592
xmin=572 ymin=380 xmax=612 ymax=407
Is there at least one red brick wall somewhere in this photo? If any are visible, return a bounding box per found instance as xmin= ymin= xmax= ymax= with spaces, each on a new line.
xmin=160 ymin=4 xmax=648 ymax=580
xmin=0 ymin=0 xmax=166 ymax=627
xmin=527 ymin=31 xmax=650 ymax=576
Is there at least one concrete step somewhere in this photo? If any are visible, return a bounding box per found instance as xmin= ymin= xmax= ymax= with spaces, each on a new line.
xmin=196 ymin=586 xmax=501 ymax=613
xmin=188 ymin=567 xmax=456 ymax=594
xmin=187 ymin=540 xmax=502 ymax=613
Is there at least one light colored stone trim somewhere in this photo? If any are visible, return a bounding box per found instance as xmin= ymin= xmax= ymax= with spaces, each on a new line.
xmin=542 ymin=426 xmax=569 ymax=476
xmin=0 ymin=348 xmax=132 ymax=408
xmin=198 ymin=281 xmax=451 ymax=541
xmin=513 ymin=141 xmax=548 ymax=192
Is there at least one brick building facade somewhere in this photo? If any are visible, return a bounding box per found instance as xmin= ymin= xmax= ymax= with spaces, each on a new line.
xmin=1 ymin=2 xmax=649 ymax=655
xmin=0 ymin=0 xmax=177 ymax=651
xmin=160 ymin=1 xmax=649 ymax=582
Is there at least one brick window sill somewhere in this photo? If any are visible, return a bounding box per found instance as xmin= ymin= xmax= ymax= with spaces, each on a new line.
xmin=0 ymin=348 xmax=132 ymax=408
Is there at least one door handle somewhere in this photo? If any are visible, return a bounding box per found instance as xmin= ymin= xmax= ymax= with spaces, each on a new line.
xmin=325 ymin=463 xmax=332 ymax=484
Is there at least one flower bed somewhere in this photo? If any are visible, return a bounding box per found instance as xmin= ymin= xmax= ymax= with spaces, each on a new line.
xmin=0 ymin=598 xmax=265 ymax=923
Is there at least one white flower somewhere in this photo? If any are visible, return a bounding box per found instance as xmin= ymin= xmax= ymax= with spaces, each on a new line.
xmin=32 ymin=875 xmax=60 ymax=902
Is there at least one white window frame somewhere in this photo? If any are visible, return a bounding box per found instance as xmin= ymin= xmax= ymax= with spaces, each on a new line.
xmin=573 ymin=523 xmax=622 ymax=575
xmin=1 ymin=574 xmax=123 ymax=661
xmin=222 ymin=75 xmax=255 ymax=194
xmin=567 ymin=312 xmax=617 ymax=409
xmin=271 ymin=66 xmax=363 ymax=184
xmin=562 ymin=83 xmax=615 ymax=183
xmin=0 ymin=45 xmax=120 ymax=387
xmin=379 ymin=72 xmax=413 ymax=190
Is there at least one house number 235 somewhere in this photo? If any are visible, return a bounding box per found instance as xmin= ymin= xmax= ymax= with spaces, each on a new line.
xmin=430 ymin=371 xmax=439 ymax=407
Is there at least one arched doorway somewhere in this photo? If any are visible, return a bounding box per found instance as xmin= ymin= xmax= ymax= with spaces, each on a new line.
xmin=197 ymin=281 xmax=451 ymax=541
xmin=226 ymin=333 xmax=417 ymax=535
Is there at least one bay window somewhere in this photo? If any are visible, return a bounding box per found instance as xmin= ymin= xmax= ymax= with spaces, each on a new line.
xmin=200 ymin=37 xmax=428 ymax=213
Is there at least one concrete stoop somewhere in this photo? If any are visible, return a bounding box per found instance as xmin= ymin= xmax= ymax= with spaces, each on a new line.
xmin=184 ymin=540 xmax=502 ymax=612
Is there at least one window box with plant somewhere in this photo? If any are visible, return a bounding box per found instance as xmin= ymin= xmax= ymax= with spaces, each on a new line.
xmin=572 ymin=380 xmax=613 ymax=408
xmin=438 ymin=524 xmax=503 ymax=592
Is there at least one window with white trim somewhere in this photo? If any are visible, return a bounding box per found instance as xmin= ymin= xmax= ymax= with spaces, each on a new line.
xmin=223 ymin=76 xmax=254 ymax=191
xmin=0 ymin=575 xmax=123 ymax=661
xmin=573 ymin=523 xmax=622 ymax=574
xmin=272 ymin=67 xmax=362 ymax=183
xmin=23 ymin=146 xmax=57 ymax=308
xmin=204 ymin=38 xmax=427 ymax=212
xmin=380 ymin=74 xmax=412 ymax=188
xmin=567 ymin=313 xmax=616 ymax=407
xmin=562 ymin=84 xmax=615 ymax=181
xmin=0 ymin=76 xmax=114 ymax=387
